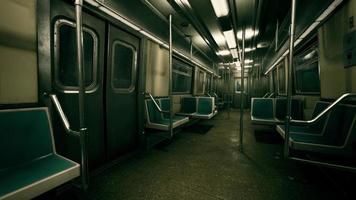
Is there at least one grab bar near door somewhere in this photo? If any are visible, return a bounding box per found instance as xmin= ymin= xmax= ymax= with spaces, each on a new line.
xmin=48 ymin=93 xmax=89 ymax=190
xmin=145 ymin=92 xmax=169 ymax=113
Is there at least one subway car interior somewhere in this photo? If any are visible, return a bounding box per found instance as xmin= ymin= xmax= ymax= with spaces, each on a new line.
xmin=1 ymin=0 xmax=356 ymax=199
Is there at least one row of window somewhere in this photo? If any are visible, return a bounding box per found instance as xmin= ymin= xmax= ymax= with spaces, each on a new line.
xmin=270 ymin=39 xmax=320 ymax=95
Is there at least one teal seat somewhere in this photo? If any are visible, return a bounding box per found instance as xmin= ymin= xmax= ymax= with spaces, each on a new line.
xmin=251 ymin=98 xmax=277 ymax=125
xmin=276 ymin=101 xmax=331 ymax=137
xmin=275 ymin=98 xmax=303 ymax=121
xmin=177 ymin=97 xmax=217 ymax=119
xmin=145 ymin=98 xmax=189 ymax=131
xmin=0 ymin=108 xmax=80 ymax=200
xmin=277 ymin=104 xmax=356 ymax=157
xmin=194 ymin=97 xmax=217 ymax=119
xmin=180 ymin=97 xmax=197 ymax=114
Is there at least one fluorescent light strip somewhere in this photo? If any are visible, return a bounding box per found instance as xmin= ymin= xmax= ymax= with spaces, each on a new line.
xmin=223 ymin=30 xmax=236 ymax=49
xmin=210 ymin=0 xmax=229 ymax=17
xmin=231 ymin=49 xmax=238 ymax=58
xmin=217 ymin=50 xmax=231 ymax=56
xmin=264 ymin=0 xmax=343 ymax=75
xmin=84 ymin=0 xmax=216 ymax=75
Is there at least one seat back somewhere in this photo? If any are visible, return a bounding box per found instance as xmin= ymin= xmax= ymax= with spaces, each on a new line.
xmin=145 ymin=99 xmax=164 ymax=124
xmin=251 ymin=98 xmax=274 ymax=119
xmin=308 ymin=101 xmax=331 ymax=132
xmin=0 ymin=108 xmax=54 ymax=170
xmin=325 ymin=105 xmax=356 ymax=146
xmin=181 ymin=97 xmax=197 ymax=113
xmin=160 ymin=98 xmax=171 ymax=119
xmin=275 ymin=98 xmax=303 ymax=121
xmin=197 ymin=97 xmax=214 ymax=115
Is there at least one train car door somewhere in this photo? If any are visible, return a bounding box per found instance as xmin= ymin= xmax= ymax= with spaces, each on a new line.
xmin=106 ymin=25 xmax=140 ymax=159
xmin=51 ymin=0 xmax=106 ymax=169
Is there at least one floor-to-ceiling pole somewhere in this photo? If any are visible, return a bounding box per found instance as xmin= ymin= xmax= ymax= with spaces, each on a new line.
xmin=228 ymin=66 xmax=231 ymax=119
xmin=284 ymin=0 xmax=296 ymax=158
xmin=168 ymin=14 xmax=173 ymax=138
xmin=239 ymin=29 xmax=245 ymax=152
xmin=75 ymin=0 xmax=88 ymax=190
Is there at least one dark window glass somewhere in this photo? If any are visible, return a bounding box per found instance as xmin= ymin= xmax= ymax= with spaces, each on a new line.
xmin=112 ymin=41 xmax=136 ymax=90
xmin=58 ymin=25 xmax=94 ymax=87
xmin=273 ymin=69 xmax=278 ymax=93
xmin=196 ymin=70 xmax=205 ymax=94
xmin=294 ymin=45 xmax=320 ymax=94
xmin=278 ymin=61 xmax=286 ymax=94
xmin=235 ymin=78 xmax=247 ymax=92
xmin=205 ymin=73 xmax=211 ymax=94
xmin=172 ymin=58 xmax=193 ymax=93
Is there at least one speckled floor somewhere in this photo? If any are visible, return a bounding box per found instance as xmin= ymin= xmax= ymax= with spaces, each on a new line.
xmin=86 ymin=110 xmax=349 ymax=200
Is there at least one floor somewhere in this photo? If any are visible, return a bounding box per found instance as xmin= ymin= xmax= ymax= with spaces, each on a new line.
xmin=84 ymin=110 xmax=351 ymax=200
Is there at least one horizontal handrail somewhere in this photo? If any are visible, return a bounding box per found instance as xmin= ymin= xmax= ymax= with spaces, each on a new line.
xmin=291 ymin=93 xmax=356 ymax=125
xmin=145 ymin=92 xmax=170 ymax=113
xmin=49 ymin=94 xmax=80 ymax=137
xmin=267 ymin=92 xmax=275 ymax=98
xmin=262 ymin=92 xmax=270 ymax=98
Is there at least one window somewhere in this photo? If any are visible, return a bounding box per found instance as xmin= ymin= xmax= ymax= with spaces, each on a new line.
xmin=294 ymin=44 xmax=320 ymax=94
xmin=196 ymin=69 xmax=205 ymax=94
xmin=172 ymin=58 xmax=193 ymax=93
xmin=272 ymin=68 xmax=278 ymax=93
xmin=205 ymin=73 xmax=212 ymax=94
xmin=277 ymin=60 xmax=286 ymax=95
xmin=111 ymin=41 xmax=137 ymax=92
xmin=235 ymin=78 xmax=247 ymax=92
xmin=55 ymin=19 xmax=98 ymax=90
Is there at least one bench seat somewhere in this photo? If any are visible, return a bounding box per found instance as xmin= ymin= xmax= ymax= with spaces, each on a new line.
xmin=145 ymin=98 xmax=189 ymax=131
xmin=0 ymin=154 xmax=79 ymax=200
xmin=277 ymin=104 xmax=356 ymax=157
xmin=0 ymin=108 xmax=80 ymax=200
xmin=178 ymin=97 xmax=217 ymax=119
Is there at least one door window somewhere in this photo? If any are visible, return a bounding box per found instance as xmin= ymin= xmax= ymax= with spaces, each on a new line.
xmin=54 ymin=19 xmax=98 ymax=91
xmin=111 ymin=41 xmax=137 ymax=92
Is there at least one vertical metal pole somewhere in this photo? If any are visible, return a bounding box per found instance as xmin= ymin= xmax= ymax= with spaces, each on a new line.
xmin=239 ymin=29 xmax=245 ymax=152
xmin=284 ymin=0 xmax=296 ymax=158
xmin=75 ymin=0 xmax=88 ymax=190
xmin=228 ymin=67 xmax=231 ymax=119
xmin=168 ymin=14 xmax=173 ymax=138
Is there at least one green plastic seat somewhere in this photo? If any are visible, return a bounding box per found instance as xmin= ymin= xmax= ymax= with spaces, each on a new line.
xmin=275 ymin=98 xmax=303 ymax=121
xmin=251 ymin=98 xmax=277 ymax=124
xmin=277 ymin=104 xmax=356 ymax=157
xmin=180 ymin=97 xmax=197 ymax=114
xmin=0 ymin=108 xmax=80 ymax=200
xmin=145 ymin=98 xmax=189 ymax=131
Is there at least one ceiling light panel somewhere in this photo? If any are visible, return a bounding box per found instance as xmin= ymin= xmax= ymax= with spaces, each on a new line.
xmin=210 ymin=0 xmax=230 ymax=17
xmin=237 ymin=28 xmax=259 ymax=40
xmin=217 ymin=49 xmax=231 ymax=56
xmin=223 ymin=30 xmax=236 ymax=49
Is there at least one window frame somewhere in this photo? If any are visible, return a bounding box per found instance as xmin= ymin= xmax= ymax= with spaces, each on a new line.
xmin=171 ymin=57 xmax=193 ymax=94
xmin=54 ymin=19 xmax=98 ymax=93
xmin=111 ymin=40 xmax=138 ymax=93
xmin=277 ymin=58 xmax=287 ymax=96
xmin=293 ymin=43 xmax=320 ymax=95
xmin=195 ymin=69 xmax=206 ymax=95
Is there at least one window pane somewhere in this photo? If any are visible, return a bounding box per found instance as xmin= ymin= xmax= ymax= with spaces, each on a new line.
xmin=196 ymin=70 xmax=205 ymax=94
xmin=205 ymin=74 xmax=211 ymax=93
xmin=273 ymin=69 xmax=278 ymax=93
xmin=58 ymin=25 xmax=94 ymax=87
xmin=172 ymin=58 xmax=193 ymax=93
xmin=278 ymin=61 xmax=286 ymax=94
xmin=112 ymin=41 xmax=135 ymax=89
xmin=294 ymin=45 xmax=320 ymax=94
